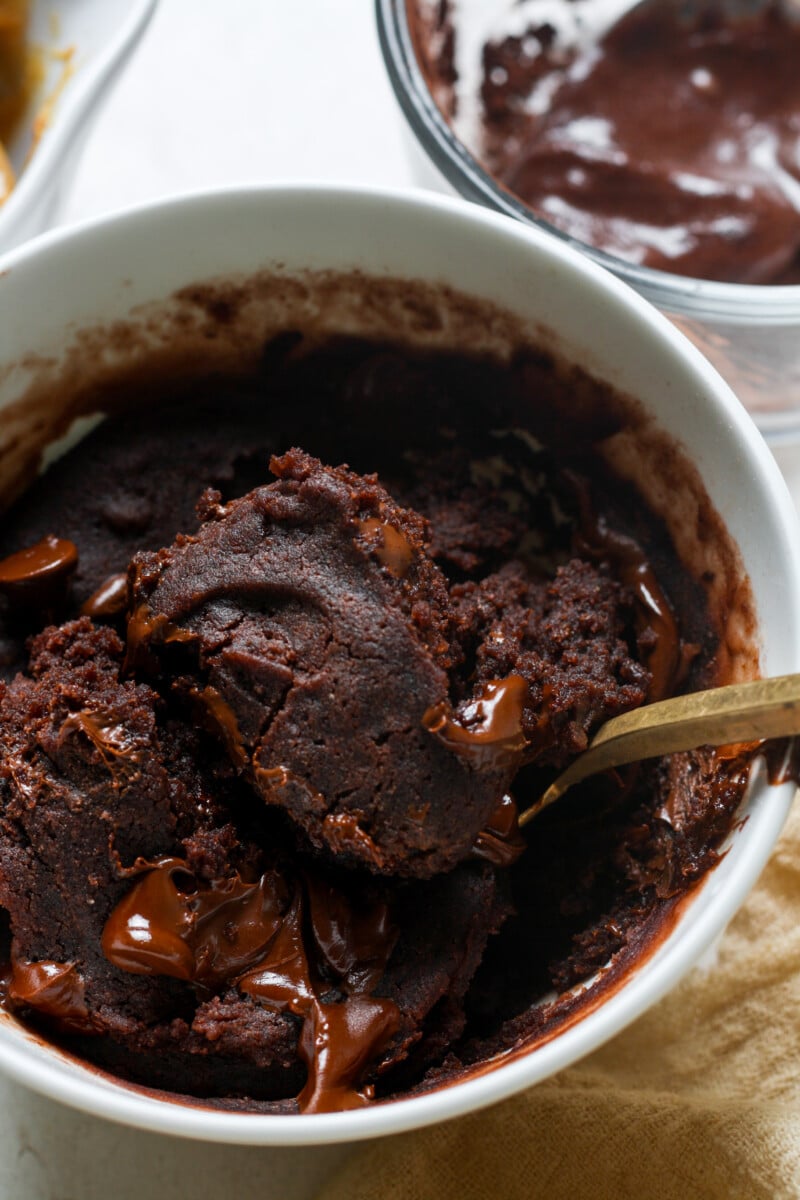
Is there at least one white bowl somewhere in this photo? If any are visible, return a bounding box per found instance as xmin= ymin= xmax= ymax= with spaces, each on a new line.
xmin=0 ymin=0 xmax=157 ymax=252
xmin=0 ymin=184 xmax=797 ymax=1145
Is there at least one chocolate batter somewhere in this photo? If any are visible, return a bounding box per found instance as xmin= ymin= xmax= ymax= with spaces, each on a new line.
xmin=0 ymin=335 xmax=757 ymax=1111
xmin=414 ymin=0 xmax=800 ymax=283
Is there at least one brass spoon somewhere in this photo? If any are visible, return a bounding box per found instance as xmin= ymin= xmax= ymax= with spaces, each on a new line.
xmin=518 ymin=673 xmax=800 ymax=828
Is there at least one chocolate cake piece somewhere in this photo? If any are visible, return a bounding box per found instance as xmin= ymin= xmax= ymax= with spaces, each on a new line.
xmin=0 ymin=397 xmax=281 ymax=679
xmin=451 ymin=558 xmax=650 ymax=766
xmin=0 ymin=399 xmax=279 ymax=611
xmin=0 ymin=616 xmax=511 ymax=1104
xmin=0 ymin=618 xmax=242 ymax=1032
xmin=0 ymin=620 xmax=185 ymax=1028
xmin=374 ymin=861 xmax=511 ymax=1085
xmin=126 ymin=448 xmax=518 ymax=878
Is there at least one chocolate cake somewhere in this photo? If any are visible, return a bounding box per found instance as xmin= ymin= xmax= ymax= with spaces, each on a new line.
xmin=0 ymin=336 xmax=756 ymax=1112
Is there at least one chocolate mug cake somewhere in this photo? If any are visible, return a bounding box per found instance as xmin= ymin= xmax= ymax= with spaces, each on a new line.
xmin=0 ymin=286 xmax=763 ymax=1113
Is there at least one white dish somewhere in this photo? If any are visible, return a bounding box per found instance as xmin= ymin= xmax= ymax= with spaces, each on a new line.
xmin=0 ymin=184 xmax=797 ymax=1144
xmin=0 ymin=0 xmax=157 ymax=252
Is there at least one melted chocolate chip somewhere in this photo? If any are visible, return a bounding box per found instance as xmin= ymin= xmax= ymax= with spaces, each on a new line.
xmin=124 ymin=600 xmax=198 ymax=674
xmin=239 ymin=887 xmax=400 ymax=1114
xmin=6 ymin=959 xmax=91 ymax=1033
xmin=296 ymin=994 xmax=400 ymax=1114
xmin=423 ymin=676 xmax=530 ymax=771
xmin=305 ymin=874 xmax=397 ymax=989
xmin=0 ymin=535 xmax=77 ymax=617
xmin=102 ymin=858 xmax=285 ymax=985
xmin=321 ymin=812 xmax=386 ymax=870
xmin=60 ymin=708 xmax=142 ymax=783
xmin=80 ymin=573 xmax=128 ymax=621
xmin=255 ymin=766 xmax=326 ymax=811
xmin=357 ymin=517 xmax=414 ymax=579
xmin=569 ymin=473 xmax=689 ymax=702
xmin=580 ymin=521 xmax=683 ymax=701
xmin=471 ymin=794 xmax=526 ymax=868
xmin=188 ymin=685 xmax=247 ymax=770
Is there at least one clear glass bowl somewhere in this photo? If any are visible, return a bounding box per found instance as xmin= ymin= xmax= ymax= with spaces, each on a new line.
xmin=376 ymin=0 xmax=800 ymax=443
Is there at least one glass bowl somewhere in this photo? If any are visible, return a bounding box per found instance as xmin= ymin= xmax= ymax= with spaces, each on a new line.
xmin=376 ymin=0 xmax=800 ymax=443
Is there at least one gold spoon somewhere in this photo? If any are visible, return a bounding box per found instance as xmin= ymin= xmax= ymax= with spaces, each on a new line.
xmin=518 ymin=673 xmax=800 ymax=828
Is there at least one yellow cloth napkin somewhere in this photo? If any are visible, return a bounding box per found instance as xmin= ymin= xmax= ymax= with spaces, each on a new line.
xmin=318 ymin=799 xmax=800 ymax=1200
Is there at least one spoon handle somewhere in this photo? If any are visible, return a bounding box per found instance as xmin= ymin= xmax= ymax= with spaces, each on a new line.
xmin=518 ymin=673 xmax=800 ymax=828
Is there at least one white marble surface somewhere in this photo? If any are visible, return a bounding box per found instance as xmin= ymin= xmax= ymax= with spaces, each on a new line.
xmin=2 ymin=2 xmax=798 ymax=1196
xmin=2 ymin=1 xmax=410 ymax=1196
xmin=0 ymin=1085 xmax=354 ymax=1200
xmin=57 ymin=0 xmax=413 ymax=226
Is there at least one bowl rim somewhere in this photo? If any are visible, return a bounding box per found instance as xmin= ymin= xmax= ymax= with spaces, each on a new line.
xmin=0 ymin=181 xmax=797 ymax=1145
xmin=374 ymin=0 xmax=800 ymax=322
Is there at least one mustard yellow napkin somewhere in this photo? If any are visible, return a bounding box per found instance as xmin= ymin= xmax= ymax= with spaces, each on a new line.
xmin=318 ymin=799 xmax=800 ymax=1200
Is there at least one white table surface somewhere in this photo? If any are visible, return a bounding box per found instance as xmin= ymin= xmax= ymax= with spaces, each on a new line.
xmin=58 ymin=0 xmax=413 ymax=224
xmin=3 ymin=2 xmax=799 ymax=1196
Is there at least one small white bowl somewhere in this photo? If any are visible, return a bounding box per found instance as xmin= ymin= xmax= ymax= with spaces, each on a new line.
xmin=0 ymin=185 xmax=797 ymax=1145
xmin=0 ymin=0 xmax=157 ymax=252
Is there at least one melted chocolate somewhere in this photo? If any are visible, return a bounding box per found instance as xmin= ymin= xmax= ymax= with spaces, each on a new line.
xmin=305 ymin=874 xmax=397 ymax=990
xmin=296 ymin=994 xmax=400 ymax=1114
xmin=104 ymin=859 xmax=400 ymax=1112
xmin=188 ymin=685 xmax=247 ymax=770
xmin=124 ymin=600 xmax=198 ymax=674
xmin=321 ymin=812 xmax=386 ymax=869
xmin=6 ymin=959 xmax=91 ymax=1033
xmin=764 ymin=736 xmax=800 ymax=786
xmin=571 ymin=476 xmax=688 ymax=701
xmin=102 ymin=858 xmax=285 ymax=985
xmin=594 ymin=527 xmax=681 ymax=700
xmin=80 ymin=573 xmax=128 ymax=621
xmin=423 ymin=676 xmax=530 ymax=771
xmin=357 ymin=517 xmax=414 ymax=579
xmin=471 ymin=794 xmax=526 ymax=868
xmin=240 ymin=889 xmax=400 ymax=1114
xmin=60 ymin=708 xmax=142 ymax=782
xmin=0 ymin=534 xmax=77 ymax=616
xmin=256 ymin=766 xmax=326 ymax=811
